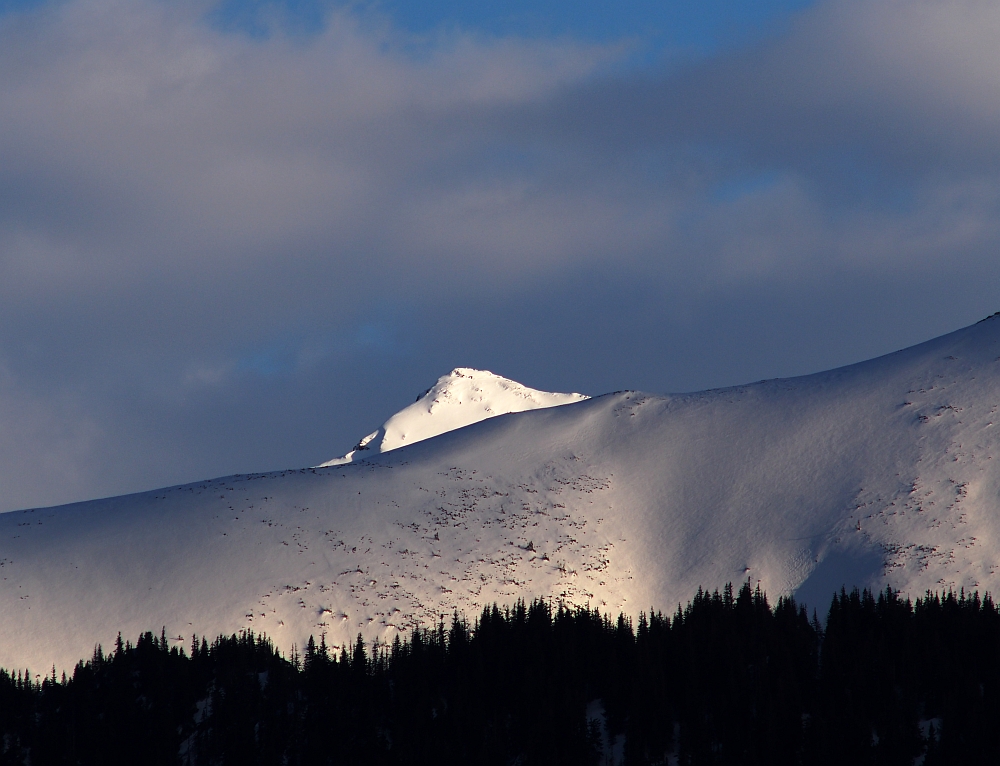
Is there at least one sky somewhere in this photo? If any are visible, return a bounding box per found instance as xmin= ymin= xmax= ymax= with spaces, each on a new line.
xmin=1 ymin=0 xmax=999 ymax=512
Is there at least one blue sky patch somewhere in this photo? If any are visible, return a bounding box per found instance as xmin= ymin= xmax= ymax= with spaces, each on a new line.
xmin=200 ymin=0 xmax=818 ymax=53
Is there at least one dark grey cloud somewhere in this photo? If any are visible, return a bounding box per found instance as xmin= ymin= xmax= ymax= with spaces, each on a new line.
xmin=543 ymin=0 xmax=1000 ymax=166
xmin=0 ymin=0 xmax=997 ymax=511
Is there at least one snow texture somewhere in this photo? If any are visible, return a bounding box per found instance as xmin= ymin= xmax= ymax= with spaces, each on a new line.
xmin=3 ymin=318 xmax=1000 ymax=672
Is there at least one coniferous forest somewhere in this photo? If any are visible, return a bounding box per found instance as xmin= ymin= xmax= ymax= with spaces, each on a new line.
xmin=1 ymin=583 xmax=999 ymax=765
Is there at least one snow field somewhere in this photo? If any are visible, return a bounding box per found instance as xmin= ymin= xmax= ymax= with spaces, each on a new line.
xmin=3 ymin=319 xmax=1000 ymax=672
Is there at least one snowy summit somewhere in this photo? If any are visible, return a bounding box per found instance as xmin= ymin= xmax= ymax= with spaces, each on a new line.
xmin=318 ymin=368 xmax=589 ymax=466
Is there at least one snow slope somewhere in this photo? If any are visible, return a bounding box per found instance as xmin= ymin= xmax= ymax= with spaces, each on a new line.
xmin=3 ymin=317 xmax=1000 ymax=672
xmin=317 ymin=368 xmax=589 ymax=465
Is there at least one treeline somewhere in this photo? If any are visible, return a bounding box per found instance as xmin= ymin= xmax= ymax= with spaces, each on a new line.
xmin=2 ymin=583 xmax=1000 ymax=764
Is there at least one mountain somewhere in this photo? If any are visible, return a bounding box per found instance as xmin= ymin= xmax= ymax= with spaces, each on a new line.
xmin=317 ymin=367 xmax=589 ymax=466
xmin=3 ymin=316 xmax=1000 ymax=672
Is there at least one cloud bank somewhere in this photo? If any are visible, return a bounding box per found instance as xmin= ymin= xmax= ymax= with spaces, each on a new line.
xmin=1 ymin=0 xmax=998 ymax=511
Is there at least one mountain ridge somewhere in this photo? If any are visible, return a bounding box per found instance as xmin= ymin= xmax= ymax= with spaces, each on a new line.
xmin=2 ymin=317 xmax=1000 ymax=672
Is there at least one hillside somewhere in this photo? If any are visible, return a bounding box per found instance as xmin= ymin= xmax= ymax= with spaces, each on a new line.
xmin=2 ymin=316 xmax=1000 ymax=672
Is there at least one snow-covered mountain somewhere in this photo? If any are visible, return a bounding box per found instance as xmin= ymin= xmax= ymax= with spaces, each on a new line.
xmin=4 ymin=317 xmax=1000 ymax=673
xmin=317 ymin=368 xmax=588 ymax=466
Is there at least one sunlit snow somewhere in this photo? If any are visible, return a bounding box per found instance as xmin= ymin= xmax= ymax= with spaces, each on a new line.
xmin=3 ymin=318 xmax=1000 ymax=672
xmin=317 ymin=367 xmax=588 ymax=465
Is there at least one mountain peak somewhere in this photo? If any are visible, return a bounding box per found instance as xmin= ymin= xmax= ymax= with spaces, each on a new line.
xmin=317 ymin=368 xmax=589 ymax=466
xmin=9 ymin=320 xmax=1000 ymax=671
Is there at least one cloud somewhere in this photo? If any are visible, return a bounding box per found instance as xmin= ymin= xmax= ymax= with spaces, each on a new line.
xmin=560 ymin=0 xmax=1000 ymax=177
xmin=0 ymin=0 xmax=999 ymax=511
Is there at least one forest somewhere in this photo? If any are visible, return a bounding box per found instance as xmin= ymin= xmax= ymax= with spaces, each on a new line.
xmin=0 ymin=582 xmax=998 ymax=765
